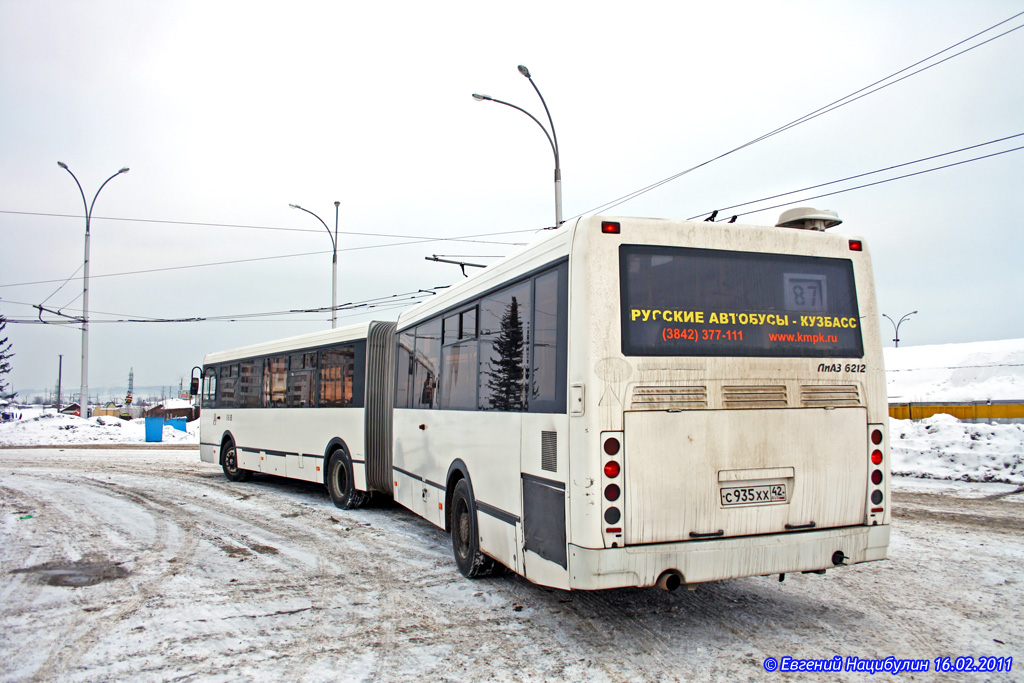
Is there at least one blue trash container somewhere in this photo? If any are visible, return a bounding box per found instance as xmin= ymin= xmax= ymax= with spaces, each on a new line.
xmin=166 ymin=418 xmax=187 ymax=432
xmin=145 ymin=416 xmax=163 ymax=442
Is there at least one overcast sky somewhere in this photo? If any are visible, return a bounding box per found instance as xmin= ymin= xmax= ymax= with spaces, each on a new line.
xmin=2 ymin=0 xmax=1022 ymax=400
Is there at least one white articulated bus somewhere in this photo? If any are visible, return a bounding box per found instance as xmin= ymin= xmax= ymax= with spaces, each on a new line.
xmin=200 ymin=211 xmax=890 ymax=591
xmin=199 ymin=321 xmax=396 ymax=507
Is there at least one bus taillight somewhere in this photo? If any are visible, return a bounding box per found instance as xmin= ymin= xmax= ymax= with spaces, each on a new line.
xmin=601 ymin=221 xmax=620 ymax=234
xmin=601 ymin=432 xmax=624 ymax=544
xmin=849 ymin=239 xmax=863 ymax=251
xmin=867 ymin=425 xmax=886 ymax=520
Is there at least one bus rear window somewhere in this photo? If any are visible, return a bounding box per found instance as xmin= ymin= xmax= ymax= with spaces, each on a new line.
xmin=620 ymin=245 xmax=864 ymax=357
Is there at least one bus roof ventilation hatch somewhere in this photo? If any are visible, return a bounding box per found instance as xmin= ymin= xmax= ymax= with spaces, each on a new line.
xmin=775 ymin=207 xmax=842 ymax=231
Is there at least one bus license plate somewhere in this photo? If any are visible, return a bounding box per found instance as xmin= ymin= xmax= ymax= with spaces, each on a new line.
xmin=720 ymin=484 xmax=787 ymax=507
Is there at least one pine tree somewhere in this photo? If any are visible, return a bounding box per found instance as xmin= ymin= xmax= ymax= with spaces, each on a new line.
xmin=0 ymin=308 xmax=15 ymax=400
xmin=485 ymin=296 xmax=526 ymax=411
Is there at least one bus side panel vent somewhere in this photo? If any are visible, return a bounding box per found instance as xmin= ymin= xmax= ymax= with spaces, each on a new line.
xmin=800 ymin=384 xmax=861 ymax=407
xmin=722 ymin=385 xmax=788 ymax=409
xmin=541 ymin=431 xmax=557 ymax=472
xmin=630 ymin=386 xmax=707 ymax=411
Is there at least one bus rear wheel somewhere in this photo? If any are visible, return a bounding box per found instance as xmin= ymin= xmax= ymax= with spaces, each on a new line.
xmin=450 ymin=479 xmax=499 ymax=578
xmin=222 ymin=443 xmax=252 ymax=482
xmin=327 ymin=450 xmax=368 ymax=509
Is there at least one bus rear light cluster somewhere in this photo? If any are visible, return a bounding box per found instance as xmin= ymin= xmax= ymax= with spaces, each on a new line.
xmin=602 ymin=433 xmax=624 ymax=544
xmin=868 ymin=427 xmax=885 ymax=516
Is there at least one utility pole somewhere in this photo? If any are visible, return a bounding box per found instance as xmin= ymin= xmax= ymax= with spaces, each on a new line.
xmin=56 ymin=354 xmax=62 ymax=413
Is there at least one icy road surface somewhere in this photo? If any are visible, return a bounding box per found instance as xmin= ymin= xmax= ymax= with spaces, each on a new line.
xmin=1 ymin=448 xmax=1022 ymax=682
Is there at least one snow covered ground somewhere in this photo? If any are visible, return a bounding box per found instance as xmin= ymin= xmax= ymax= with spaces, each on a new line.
xmin=0 ymin=409 xmax=198 ymax=446
xmin=1 ymin=448 xmax=1021 ymax=682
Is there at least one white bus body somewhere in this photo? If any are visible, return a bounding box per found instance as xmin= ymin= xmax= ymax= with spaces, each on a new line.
xmin=199 ymin=321 xmax=395 ymax=507
xmin=200 ymin=214 xmax=890 ymax=591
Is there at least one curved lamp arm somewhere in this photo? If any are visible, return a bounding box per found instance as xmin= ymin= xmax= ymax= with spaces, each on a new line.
xmin=472 ymin=94 xmax=558 ymax=166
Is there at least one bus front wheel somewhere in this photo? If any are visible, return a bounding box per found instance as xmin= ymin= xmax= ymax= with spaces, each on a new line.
xmin=450 ymin=479 xmax=499 ymax=578
xmin=327 ymin=450 xmax=368 ymax=510
xmin=222 ymin=443 xmax=252 ymax=482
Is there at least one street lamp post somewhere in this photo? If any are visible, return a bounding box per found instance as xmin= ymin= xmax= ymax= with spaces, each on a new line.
xmin=473 ymin=64 xmax=562 ymax=227
xmin=57 ymin=162 xmax=129 ymax=417
xmin=882 ymin=311 xmax=918 ymax=348
xmin=289 ymin=202 xmax=340 ymax=328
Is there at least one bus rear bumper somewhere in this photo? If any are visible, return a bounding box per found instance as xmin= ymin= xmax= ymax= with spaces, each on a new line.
xmin=567 ymin=524 xmax=889 ymax=590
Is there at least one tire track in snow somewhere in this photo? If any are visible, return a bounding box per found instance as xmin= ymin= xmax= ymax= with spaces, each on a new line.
xmin=24 ymin=474 xmax=199 ymax=682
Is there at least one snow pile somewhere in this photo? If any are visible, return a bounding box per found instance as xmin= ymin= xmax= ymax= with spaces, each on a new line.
xmin=885 ymin=338 xmax=1024 ymax=402
xmin=0 ymin=411 xmax=199 ymax=446
xmin=889 ymin=414 xmax=1024 ymax=484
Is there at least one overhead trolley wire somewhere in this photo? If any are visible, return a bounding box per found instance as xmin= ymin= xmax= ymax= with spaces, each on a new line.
xmin=7 ymin=287 xmax=449 ymax=326
xmin=570 ymin=10 xmax=1024 ymax=219
xmin=687 ymin=132 xmax=1024 ymax=220
xmin=0 ymin=209 xmax=536 ymax=245
xmin=0 ymin=227 xmax=528 ymax=290
xmin=714 ymin=144 xmax=1024 ymax=221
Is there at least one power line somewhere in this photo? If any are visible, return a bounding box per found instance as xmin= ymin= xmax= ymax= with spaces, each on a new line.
xmin=37 ymin=263 xmax=83 ymax=308
xmin=6 ymin=287 xmax=449 ymax=325
xmin=723 ymin=144 xmax=1024 ymax=220
xmin=688 ymin=133 xmax=1024 ymax=220
xmin=571 ymin=10 xmax=1024 ymax=219
xmin=0 ymin=209 xmax=536 ymax=245
xmin=1 ymin=249 xmax=332 ymax=289
xmin=0 ymin=226 xmax=529 ymax=290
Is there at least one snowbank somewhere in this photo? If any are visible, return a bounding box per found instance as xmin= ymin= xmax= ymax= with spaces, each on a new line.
xmin=885 ymin=338 xmax=1024 ymax=402
xmin=889 ymin=413 xmax=1024 ymax=484
xmin=0 ymin=412 xmax=199 ymax=446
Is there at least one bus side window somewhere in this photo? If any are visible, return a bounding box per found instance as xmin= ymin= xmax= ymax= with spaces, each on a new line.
xmin=287 ymin=352 xmax=317 ymax=408
xmin=238 ymin=360 xmax=261 ymax=408
xmin=413 ymin=319 xmax=442 ymax=410
xmin=395 ymin=330 xmax=415 ymax=409
xmin=529 ymin=266 xmax=566 ymax=412
xmin=202 ymin=368 xmax=217 ymax=408
xmin=219 ymin=364 xmax=238 ymax=408
xmin=479 ymin=281 xmax=531 ymax=412
xmin=440 ymin=307 xmax=478 ymax=410
xmin=321 ymin=345 xmax=356 ymax=407
xmin=263 ymin=356 xmax=287 ymax=408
